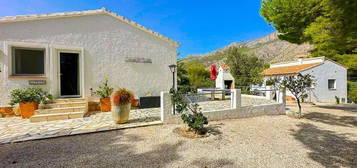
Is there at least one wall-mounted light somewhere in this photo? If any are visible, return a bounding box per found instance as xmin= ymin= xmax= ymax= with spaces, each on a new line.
xmin=90 ymin=88 xmax=93 ymax=96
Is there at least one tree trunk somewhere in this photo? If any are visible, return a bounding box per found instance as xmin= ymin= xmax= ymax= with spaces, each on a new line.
xmin=296 ymin=98 xmax=302 ymax=118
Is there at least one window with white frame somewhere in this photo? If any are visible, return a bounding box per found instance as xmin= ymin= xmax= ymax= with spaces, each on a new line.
xmin=12 ymin=47 xmax=45 ymax=76
xmin=328 ymin=79 xmax=336 ymax=90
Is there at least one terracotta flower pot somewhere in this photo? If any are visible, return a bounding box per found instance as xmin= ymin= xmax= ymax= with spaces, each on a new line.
xmin=131 ymin=99 xmax=139 ymax=107
xmin=88 ymin=102 xmax=100 ymax=112
xmin=19 ymin=102 xmax=38 ymax=118
xmin=112 ymin=103 xmax=131 ymax=124
xmin=0 ymin=107 xmax=14 ymax=117
xmin=100 ymin=97 xmax=111 ymax=112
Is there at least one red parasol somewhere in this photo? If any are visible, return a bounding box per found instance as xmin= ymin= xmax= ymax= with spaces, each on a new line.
xmin=210 ymin=64 xmax=217 ymax=80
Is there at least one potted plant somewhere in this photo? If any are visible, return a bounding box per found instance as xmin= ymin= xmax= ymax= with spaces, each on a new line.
xmin=112 ymin=88 xmax=133 ymax=124
xmin=95 ymin=78 xmax=114 ymax=112
xmin=38 ymin=90 xmax=54 ymax=109
xmin=9 ymin=88 xmax=52 ymax=118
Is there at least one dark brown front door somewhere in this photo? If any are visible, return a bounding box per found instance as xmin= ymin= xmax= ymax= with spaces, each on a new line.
xmin=60 ymin=52 xmax=79 ymax=97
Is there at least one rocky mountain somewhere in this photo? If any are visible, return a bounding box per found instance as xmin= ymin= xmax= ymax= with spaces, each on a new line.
xmin=183 ymin=32 xmax=314 ymax=67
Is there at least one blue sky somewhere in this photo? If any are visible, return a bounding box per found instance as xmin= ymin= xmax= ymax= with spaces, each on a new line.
xmin=0 ymin=0 xmax=275 ymax=58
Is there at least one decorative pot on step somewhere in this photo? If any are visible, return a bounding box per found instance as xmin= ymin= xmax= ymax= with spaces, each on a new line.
xmin=131 ymin=99 xmax=139 ymax=107
xmin=0 ymin=107 xmax=14 ymax=117
xmin=100 ymin=97 xmax=111 ymax=112
xmin=19 ymin=102 xmax=38 ymax=118
xmin=112 ymin=103 xmax=131 ymax=124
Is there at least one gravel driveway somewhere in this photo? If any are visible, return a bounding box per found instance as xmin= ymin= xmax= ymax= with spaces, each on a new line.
xmin=0 ymin=103 xmax=356 ymax=168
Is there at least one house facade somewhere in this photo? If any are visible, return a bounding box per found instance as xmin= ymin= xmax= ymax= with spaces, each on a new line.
xmin=262 ymin=57 xmax=348 ymax=103
xmin=0 ymin=9 xmax=179 ymax=106
xmin=215 ymin=65 xmax=235 ymax=89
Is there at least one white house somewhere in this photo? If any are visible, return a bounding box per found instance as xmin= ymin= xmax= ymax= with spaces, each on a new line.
xmin=262 ymin=57 xmax=348 ymax=103
xmin=0 ymin=9 xmax=179 ymax=106
xmin=215 ymin=65 xmax=235 ymax=89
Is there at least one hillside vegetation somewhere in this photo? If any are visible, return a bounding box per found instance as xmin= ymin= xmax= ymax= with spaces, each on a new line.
xmin=182 ymin=32 xmax=314 ymax=67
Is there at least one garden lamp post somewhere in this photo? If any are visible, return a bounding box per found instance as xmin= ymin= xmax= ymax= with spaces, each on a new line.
xmin=169 ymin=64 xmax=177 ymax=89
xmin=169 ymin=64 xmax=177 ymax=114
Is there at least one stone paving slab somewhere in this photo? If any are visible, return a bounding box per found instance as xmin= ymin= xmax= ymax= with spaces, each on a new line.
xmin=0 ymin=108 xmax=161 ymax=144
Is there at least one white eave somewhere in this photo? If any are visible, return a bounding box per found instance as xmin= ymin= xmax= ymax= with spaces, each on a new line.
xmin=0 ymin=8 xmax=180 ymax=47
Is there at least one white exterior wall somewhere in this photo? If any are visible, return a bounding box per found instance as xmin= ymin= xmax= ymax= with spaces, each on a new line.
xmin=215 ymin=67 xmax=224 ymax=89
xmin=301 ymin=60 xmax=347 ymax=103
xmin=0 ymin=14 xmax=177 ymax=106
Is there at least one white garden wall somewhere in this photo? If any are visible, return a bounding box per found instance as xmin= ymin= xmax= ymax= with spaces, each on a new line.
xmin=161 ymin=89 xmax=286 ymax=124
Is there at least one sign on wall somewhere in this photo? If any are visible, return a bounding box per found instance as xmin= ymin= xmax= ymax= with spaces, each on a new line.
xmin=125 ymin=57 xmax=152 ymax=63
xmin=29 ymin=80 xmax=46 ymax=85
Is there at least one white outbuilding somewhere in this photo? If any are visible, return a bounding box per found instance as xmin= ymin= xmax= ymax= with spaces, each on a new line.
xmin=215 ymin=65 xmax=235 ymax=89
xmin=262 ymin=57 xmax=348 ymax=103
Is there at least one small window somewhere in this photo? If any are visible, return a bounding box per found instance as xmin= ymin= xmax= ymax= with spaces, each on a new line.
xmin=328 ymin=79 xmax=336 ymax=90
xmin=12 ymin=47 xmax=45 ymax=76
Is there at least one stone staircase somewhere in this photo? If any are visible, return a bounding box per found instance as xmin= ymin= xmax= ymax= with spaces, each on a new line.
xmin=30 ymin=98 xmax=88 ymax=123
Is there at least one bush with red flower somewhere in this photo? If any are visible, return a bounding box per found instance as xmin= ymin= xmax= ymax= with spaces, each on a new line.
xmin=113 ymin=88 xmax=134 ymax=106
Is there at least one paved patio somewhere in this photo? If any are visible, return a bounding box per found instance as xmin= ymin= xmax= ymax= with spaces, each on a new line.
xmin=0 ymin=96 xmax=277 ymax=144
xmin=0 ymin=108 xmax=161 ymax=144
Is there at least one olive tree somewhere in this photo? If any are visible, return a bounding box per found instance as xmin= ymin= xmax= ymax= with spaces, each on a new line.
xmin=267 ymin=73 xmax=314 ymax=118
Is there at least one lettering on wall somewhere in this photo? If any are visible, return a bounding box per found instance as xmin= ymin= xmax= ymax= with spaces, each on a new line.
xmin=125 ymin=57 xmax=152 ymax=63
xmin=29 ymin=80 xmax=46 ymax=85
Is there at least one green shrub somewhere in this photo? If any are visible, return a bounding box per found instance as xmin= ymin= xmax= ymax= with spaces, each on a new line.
xmin=347 ymin=81 xmax=357 ymax=103
xmin=265 ymin=79 xmax=275 ymax=86
xmin=181 ymin=104 xmax=208 ymax=135
xmin=186 ymin=65 xmax=214 ymax=89
xmin=171 ymin=89 xmax=208 ymax=134
xmin=95 ymin=78 xmax=114 ymax=98
xmin=335 ymin=96 xmax=340 ymax=104
xmin=178 ymin=85 xmax=193 ymax=94
xmin=9 ymin=87 xmax=53 ymax=106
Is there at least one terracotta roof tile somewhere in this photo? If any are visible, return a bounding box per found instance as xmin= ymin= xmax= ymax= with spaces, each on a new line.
xmin=262 ymin=63 xmax=322 ymax=76
xmin=220 ymin=65 xmax=230 ymax=70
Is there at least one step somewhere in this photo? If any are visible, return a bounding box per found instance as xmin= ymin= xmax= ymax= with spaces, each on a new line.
xmin=36 ymin=106 xmax=86 ymax=114
xmin=54 ymin=98 xmax=86 ymax=103
xmin=46 ymin=102 xmax=87 ymax=108
xmin=30 ymin=111 xmax=85 ymax=123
